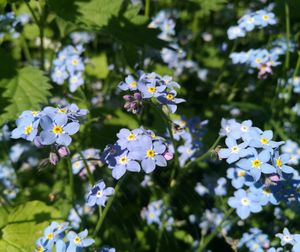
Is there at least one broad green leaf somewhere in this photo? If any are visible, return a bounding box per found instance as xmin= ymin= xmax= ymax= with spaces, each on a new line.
xmin=0 ymin=66 xmax=52 ymax=125
xmin=0 ymin=0 xmax=6 ymax=11
xmin=23 ymin=24 xmax=39 ymax=40
xmin=0 ymin=201 xmax=62 ymax=251
xmin=85 ymin=53 xmax=109 ymax=79
xmin=47 ymin=0 xmax=123 ymax=29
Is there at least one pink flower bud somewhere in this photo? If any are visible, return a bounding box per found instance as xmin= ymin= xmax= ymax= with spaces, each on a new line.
xmin=57 ymin=146 xmax=70 ymax=158
xmin=163 ymin=151 xmax=174 ymax=161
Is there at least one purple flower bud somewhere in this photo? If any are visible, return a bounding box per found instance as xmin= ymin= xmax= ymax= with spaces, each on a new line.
xmin=163 ymin=150 xmax=174 ymax=161
xmin=57 ymin=146 xmax=70 ymax=158
xmin=33 ymin=136 xmax=44 ymax=148
xmin=49 ymin=152 xmax=59 ymax=165
xmin=133 ymin=92 xmax=142 ymax=100
xmin=268 ymin=174 xmax=280 ymax=182
xmin=123 ymin=94 xmax=132 ymax=102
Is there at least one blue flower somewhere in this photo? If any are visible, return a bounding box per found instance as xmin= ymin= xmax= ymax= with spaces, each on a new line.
xmin=40 ymin=114 xmax=80 ymax=146
xmin=157 ymin=90 xmax=185 ymax=113
xmin=272 ymin=151 xmax=295 ymax=176
xmin=218 ymin=137 xmax=251 ymax=164
xmin=108 ymin=150 xmax=141 ymax=179
xmin=66 ymin=229 xmax=94 ymax=252
xmin=129 ymin=136 xmax=167 ymax=173
xmin=276 ymin=228 xmax=295 ymax=246
xmin=236 ymin=148 xmax=276 ymax=181
xmin=118 ymin=75 xmax=138 ymax=91
xmin=69 ymin=72 xmax=84 ymax=93
xmin=141 ymin=200 xmax=163 ymax=225
xmin=138 ymin=81 xmax=166 ymax=98
xmin=227 ymin=26 xmax=246 ymax=40
xmin=11 ymin=116 xmax=38 ymax=141
xmin=87 ymin=181 xmax=114 ymax=207
xmin=228 ymin=189 xmax=262 ymax=219
xmin=226 ymin=167 xmax=254 ymax=189
xmin=249 ymin=130 xmax=283 ymax=150
xmin=116 ymin=128 xmax=143 ymax=150
xmin=51 ymin=66 xmax=68 ymax=84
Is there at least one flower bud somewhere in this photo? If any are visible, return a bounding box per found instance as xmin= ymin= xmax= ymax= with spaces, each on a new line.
xmin=57 ymin=146 xmax=70 ymax=158
xmin=49 ymin=152 xmax=59 ymax=165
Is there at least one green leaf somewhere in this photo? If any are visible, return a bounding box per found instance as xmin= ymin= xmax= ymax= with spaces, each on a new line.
xmin=47 ymin=0 xmax=123 ymax=29
xmin=174 ymin=230 xmax=194 ymax=245
xmin=0 ymin=0 xmax=6 ymax=12
xmin=0 ymin=66 xmax=52 ymax=125
xmin=85 ymin=53 xmax=109 ymax=79
xmin=193 ymin=0 xmax=227 ymax=17
xmin=0 ymin=201 xmax=62 ymax=251
xmin=23 ymin=24 xmax=39 ymax=40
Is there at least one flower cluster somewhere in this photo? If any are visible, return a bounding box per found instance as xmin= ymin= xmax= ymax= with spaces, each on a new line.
xmin=69 ymin=32 xmax=95 ymax=45
xmin=35 ymin=221 xmax=94 ymax=252
xmin=102 ymin=127 xmax=173 ymax=179
xmin=51 ymin=45 xmax=85 ymax=92
xmin=196 ymin=208 xmax=231 ymax=236
xmin=86 ymin=180 xmax=114 ymax=207
xmin=149 ymin=10 xmax=208 ymax=79
xmin=11 ymin=104 xmax=88 ymax=148
xmin=238 ymin=228 xmax=270 ymax=252
xmin=219 ymin=119 xmax=298 ymax=219
xmin=281 ymin=140 xmax=300 ymax=165
xmin=148 ymin=10 xmax=176 ymax=41
xmin=119 ymin=72 xmax=185 ymax=114
xmin=0 ymin=161 xmax=18 ymax=199
xmin=172 ymin=116 xmax=208 ymax=166
xmin=141 ymin=200 xmax=174 ymax=231
xmin=0 ymin=12 xmax=30 ymax=39
xmin=227 ymin=9 xmax=276 ymax=40
xmin=72 ymin=148 xmax=102 ymax=177
xmin=230 ymin=48 xmax=281 ymax=78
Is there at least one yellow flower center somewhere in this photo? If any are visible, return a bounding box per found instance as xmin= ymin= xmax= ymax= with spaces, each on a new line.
xmin=37 ymin=246 xmax=44 ymax=252
xmin=24 ymin=125 xmax=33 ymax=135
xmin=74 ymin=236 xmax=81 ymax=244
xmin=255 ymin=58 xmax=262 ymax=64
xmin=74 ymin=161 xmax=81 ymax=168
xmin=237 ymin=170 xmax=246 ymax=177
xmin=262 ymin=15 xmax=269 ymax=21
xmin=119 ymin=156 xmax=128 ymax=165
xmin=166 ymin=94 xmax=174 ymax=100
xmin=129 ymin=81 xmax=137 ymax=88
xmin=72 ymin=59 xmax=78 ymax=65
xmin=146 ymin=149 xmax=155 ymax=158
xmin=47 ymin=233 xmax=54 ymax=240
xmin=96 ymin=190 xmax=103 ymax=197
xmin=276 ymin=158 xmax=282 ymax=167
xmin=148 ymin=86 xmax=156 ymax=93
xmin=58 ymin=108 xmax=67 ymax=113
xmin=31 ymin=111 xmax=39 ymax=117
xmin=263 ymin=188 xmax=271 ymax=195
xmin=230 ymin=145 xmax=240 ymax=154
xmin=52 ymin=125 xmax=63 ymax=135
xmin=241 ymin=197 xmax=250 ymax=206
xmin=127 ymin=133 xmax=136 ymax=141
xmin=260 ymin=137 xmax=269 ymax=145
xmin=149 ymin=212 xmax=155 ymax=219
xmin=247 ymin=17 xmax=254 ymax=24
xmin=241 ymin=125 xmax=248 ymax=132
xmin=251 ymin=159 xmax=261 ymax=168
xmin=186 ymin=148 xmax=193 ymax=154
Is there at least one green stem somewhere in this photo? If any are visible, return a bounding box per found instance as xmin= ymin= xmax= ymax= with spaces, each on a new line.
xmin=20 ymin=34 xmax=32 ymax=62
xmin=93 ymin=179 xmax=123 ymax=236
xmin=184 ymin=135 xmax=222 ymax=170
xmin=145 ymin=0 xmax=150 ymax=18
xmin=155 ymin=226 xmax=164 ymax=252
xmin=79 ymin=152 xmax=95 ymax=186
xmin=284 ymin=2 xmax=291 ymax=70
xmin=197 ymin=208 xmax=234 ymax=252
xmin=67 ymin=158 xmax=74 ymax=203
